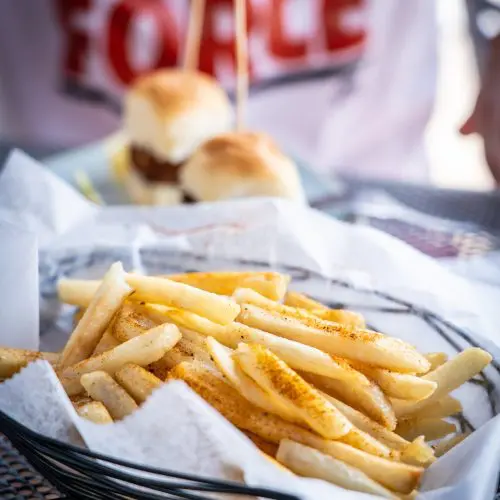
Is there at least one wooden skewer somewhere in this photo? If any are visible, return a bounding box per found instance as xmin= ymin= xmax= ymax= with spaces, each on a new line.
xmin=183 ymin=0 xmax=206 ymax=71
xmin=234 ymin=0 xmax=248 ymax=131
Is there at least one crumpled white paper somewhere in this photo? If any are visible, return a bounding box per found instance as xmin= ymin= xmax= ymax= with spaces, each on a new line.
xmin=1 ymin=149 xmax=500 ymax=499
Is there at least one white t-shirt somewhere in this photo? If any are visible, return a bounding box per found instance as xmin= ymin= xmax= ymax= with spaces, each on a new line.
xmin=0 ymin=0 xmax=437 ymax=180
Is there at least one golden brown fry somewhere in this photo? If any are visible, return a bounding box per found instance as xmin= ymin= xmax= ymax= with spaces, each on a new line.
xmin=58 ymin=262 xmax=132 ymax=369
xmin=284 ymin=291 xmax=326 ymax=310
xmin=425 ymin=352 xmax=448 ymax=372
xmin=400 ymin=436 xmax=436 ymax=467
xmin=164 ymin=308 xmax=370 ymax=385
xmin=80 ymin=371 xmax=137 ymax=420
xmin=167 ymin=271 xmax=290 ymax=300
xmin=434 ymin=433 xmax=470 ymax=457
xmin=351 ymin=362 xmax=437 ymax=400
xmin=238 ymin=304 xmax=430 ymax=373
xmin=284 ymin=291 xmax=366 ymax=327
xmin=73 ymin=308 xmax=85 ymax=327
xmin=396 ymin=418 xmax=457 ymax=442
xmin=234 ymin=343 xmax=352 ymax=439
xmin=61 ymin=324 xmax=181 ymax=395
xmin=76 ymin=401 xmax=113 ymax=424
xmin=242 ymin=431 xmax=279 ymax=456
xmin=112 ymin=302 xmax=158 ymax=342
xmin=205 ymin=337 xmax=302 ymax=422
xmin=393 ymin=348 xmax=492 ymax=418
xmin=277 ymin=440 xmax=397 ymax=499
xmin=168 ymin=362 xmax=422 ymax=494
xmin=303 ymin=372 xmax=396 ymax=430
xmin=92 ymin=328 xmax=121 ymax=355
xmin=115 ymin=363 xmax=163 ymax=403
xmin=0 ymin=348 xmax=58 ymax=378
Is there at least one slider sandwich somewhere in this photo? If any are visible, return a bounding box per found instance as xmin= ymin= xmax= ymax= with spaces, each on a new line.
xmin=180 ymin=131 xmax=306 ymax=203
xmin=123 ymin=69 xmax=233 ymax=205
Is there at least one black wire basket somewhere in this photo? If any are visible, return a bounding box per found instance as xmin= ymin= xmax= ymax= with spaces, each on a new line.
xmin=0 ymin=410 xmax=299 ymax=500
xmin=5 ymin=251 xmax=495 ymax=499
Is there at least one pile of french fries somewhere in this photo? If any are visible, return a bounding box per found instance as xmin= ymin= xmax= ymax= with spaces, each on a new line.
xmin=0 ymin=262 xmax=493 ymax=498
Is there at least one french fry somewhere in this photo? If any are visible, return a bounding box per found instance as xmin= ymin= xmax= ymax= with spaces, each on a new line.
xmin=234 ymin=343 xmax=352 ymax=439
xmin=434 ymin=433 xmax=469 ymax=457
xmin=168 ymin=362 xmax=422 ymax=494
xmin=425 ymin=352 xmax=448 ymax=372
xmin=238 ymin=304 xmax=430 ymax=373
xmin=0 ymin=348 xmax=58 ymax=378
xmin=76 ymin=401 xmax=113 ymax=424
xmin=284 ymin=291 xmax=366 ymax=327
xmin=164 ymin=308 xmax=371 ymax=385
xmin=80 ymin=371 xmax=137 ymax=420
xmin=58 ymin=262 xmax=132 ymax=369
xmin=115 ymin=363 xmax=163 ymax=403
xmin=351 ymin=362 xmax=437 ymax=400
xmin=58 ymin=279 xmax=100 ymax=307
xmin=393 ymin=348 xmax=492 ymax=418
xmin=167 ymin=271 xmax=290 ymax=300
xmin=303 ymin=372 xmax=396 ymax=430
xmin=112 ymin=302 xmax=158 ymax=342
xmin=400 ymin=437 xmax=436 ymax=467
xmin=206 ymin=337 xmax=304 ymax=423
xmin=406 ymin=395 xmax=462 ymax=420
xmin=242 ymin=431 xmax=279 ymax=456
xmin=396 ymin=418 xmax=457 ymax=442
xmin=276 ymin=440 xmax=397 ymax=499
xmin=61 ymin=324 xmax=181 ymax=395
xmin=284 ymin=291 xmax=326 ymax=310
xmin=92 ymin=328 xmax=121 ymax=355
xmin=73 ymin=308 xmax=85 ymax=326
xmin=319 ymin=391 xmax=411 ymax=451
xmin=125 ymin=274 xmax=240 ymax=325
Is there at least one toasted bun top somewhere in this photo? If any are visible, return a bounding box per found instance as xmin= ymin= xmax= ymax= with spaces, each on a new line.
xmin=124 ymin=69 xmax=232 ymax=163
xmin=180 ymin=132 xmax=305 ymax=202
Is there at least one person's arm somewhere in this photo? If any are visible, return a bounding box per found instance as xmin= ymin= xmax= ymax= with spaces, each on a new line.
xmin=462 ymin=1 xmax=500 ymax=184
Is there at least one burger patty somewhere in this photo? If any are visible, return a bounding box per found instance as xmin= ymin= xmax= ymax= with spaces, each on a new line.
xmin=130 ymin=145 xmax=182 ymax=182
xmin=130 ymin=145 xmax=197 ymax=203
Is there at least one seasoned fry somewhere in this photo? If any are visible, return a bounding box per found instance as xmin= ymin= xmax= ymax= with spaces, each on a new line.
xmin=125 ymin=274 xmax=240 ymax=325
xmin=0 ymin=348 xmax=58 ymax=378
xmin=425 ymin=352 xmax=448 ymax=372
xmin=166 ymin=271 xmax=290 ymax=300
xmin=168 ymin=362 xmax=423 ymax=494
xmin=396 ymin=418 xmax=456 ymax=442
xmin=92 ymin=328 xmax=120 ymax=355
xmin=351 ymin=362 xmax=437 ymax=400
xmin=76 ymin=401 xmax=113 ymax=424
xmin=112 ymin=302 xmax=158 ymax=342
xmin=319 ymin=391 xmax=411 ymax=451
xmin=242 ymin=431 xmax=279 ymax=456
xmin=115 ymin=363 xmax=163 ymax=403
xmin=393 ymin=348 xmax=492 ymax=418
xmin=406 ymin=395 xmax=462 ymax=420
xmin=80 ymin=371 xmax=137 ymax=420
xmin=284 ymin=291 xmax=366 ymax=327
xmin=284 ymin=291 xmax=326 ymax=310
xmin=238 ymin=304 xmax=430 ymax=373
xmin=58 ymin=279 xmax=100 ymax=307
xmin=277 ymin=440 xmax=397 ymax=499
xmin=58 ymin=262 xmax=132 ymax=369
xmin=400 ymin=437 xmax=436 ymax=467
xmin=61 ymin=324 xmax=181 ymax=395
xmin=234 ymin=343 xmax=352 ymax=439
xmin=164 ymin=308 xmax=370 ymax=385
xmin=303 ymin=372 xmax=396 ymax=430
xmin=434 ymin=433 xmax=469 ymax=457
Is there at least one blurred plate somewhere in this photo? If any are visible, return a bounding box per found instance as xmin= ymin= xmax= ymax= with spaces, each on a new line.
xmin=44 ymin=136 xmax=343 ymax=205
